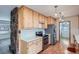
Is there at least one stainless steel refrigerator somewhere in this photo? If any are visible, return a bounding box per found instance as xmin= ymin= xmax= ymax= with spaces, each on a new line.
xmin=45 ymin=24 xmax=56 ymax=45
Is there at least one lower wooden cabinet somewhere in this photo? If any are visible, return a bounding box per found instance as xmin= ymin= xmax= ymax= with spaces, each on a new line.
xmin=19 ymin=39 xmax=28 ymax=54
xmin=19 ymin=37 xmax=42 ymax=54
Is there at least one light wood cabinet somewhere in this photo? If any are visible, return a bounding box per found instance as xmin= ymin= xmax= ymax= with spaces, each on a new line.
xmin=23 ymin=6 xmax=33 ymax=28
xmin=33 ymin=11 xmax=39 ymax=28
xmin=18 ymin=7 xmax=24 ymax=29
xmin=19 ymin=39 xmax=28 ymax=54
xmin=19 ymin=6 xmax=33 ymax=29
xmin=47 ymin=17 xmax=56 ymax=25
xmin=18 ymin=6 xmax=56 ymax=29
xmin=44 ymin=16 xmax=48 ymax=29
xmin=28 ymin=38 xmax=42 ymax=54
xmin=39 ymin=14 xmax=44 ymax=23
xmin=19 ymin=37 xmax=42 ymax=54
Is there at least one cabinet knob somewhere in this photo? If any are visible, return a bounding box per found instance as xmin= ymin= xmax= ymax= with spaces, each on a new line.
xmin=18 ymin=30 xmax=21 ymax=34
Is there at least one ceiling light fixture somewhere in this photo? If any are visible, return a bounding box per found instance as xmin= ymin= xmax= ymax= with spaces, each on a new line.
xmin=59 ymin=12 xmax=64 ymax=21
xmin=54 ymin=5 xmax=64 ymax=21
xmin=54 ymin=5 xmax=58 ymax=17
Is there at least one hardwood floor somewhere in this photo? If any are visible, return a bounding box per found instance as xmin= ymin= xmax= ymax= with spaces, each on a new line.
xmin=40 ymin=42 xmax=75 ymax=54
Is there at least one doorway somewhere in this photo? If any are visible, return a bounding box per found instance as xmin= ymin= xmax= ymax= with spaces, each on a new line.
xmin=59 ymin=21 xmax=71 ymax=48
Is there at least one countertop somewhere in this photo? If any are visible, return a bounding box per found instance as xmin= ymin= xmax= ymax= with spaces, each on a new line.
xmin=21 ymin=36 xmax=42 ymax=42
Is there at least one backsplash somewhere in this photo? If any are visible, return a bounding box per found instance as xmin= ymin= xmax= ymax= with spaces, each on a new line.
xmin=21 ymin=28 xmax=45 ymax=39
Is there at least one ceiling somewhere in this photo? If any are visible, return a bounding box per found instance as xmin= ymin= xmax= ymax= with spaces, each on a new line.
xmin=0 ymin=5 xmax=79 ymax=21
xmin=26 ymin=5 xmax=79 ymax=17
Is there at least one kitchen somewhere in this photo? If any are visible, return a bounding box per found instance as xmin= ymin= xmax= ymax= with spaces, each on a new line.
xmin=10 ymin=6 xmax=57 ymax=54
xmin=0 ymin=5 xmax=79 ymax=54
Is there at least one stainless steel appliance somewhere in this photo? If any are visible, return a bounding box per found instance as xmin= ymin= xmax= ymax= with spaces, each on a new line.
xmin=36 ymin=31 xmax=49 ymax=50
xmin=45 ymin=24 xmax=56 ymax=45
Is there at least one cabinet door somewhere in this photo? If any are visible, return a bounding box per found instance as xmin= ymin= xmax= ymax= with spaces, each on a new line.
xmin=47 ymin=17 xmax=51 ymax=25
xmin=44 ymin=17 xmax=48 ymax=29
xmin=28 ymin=41 xmax=36 ymax=54
xmin=39 ymin=14 xmax=44 ymax=23
xmin=47 ymin=17 xmax=55 ymax=25
xmin=33 ymin=11 xmax=39 ymax=28
xmin=51 ymin=18 xmax=56 ymax=24
xmin=35 ymin=38 xmax=42 ymax=53
xmin=23 ymin=6 xmax=33 ymax=28
xmin=19 ymin=39 xmax=28 ymax=54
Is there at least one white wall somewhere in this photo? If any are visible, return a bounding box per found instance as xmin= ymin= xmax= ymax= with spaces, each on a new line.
xmin=56 ymin=15 xmax=79 ymax=44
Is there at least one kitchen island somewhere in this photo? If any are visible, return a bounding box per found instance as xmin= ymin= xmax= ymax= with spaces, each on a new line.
xmin=19 ymin=36 xmax=43 ymax=54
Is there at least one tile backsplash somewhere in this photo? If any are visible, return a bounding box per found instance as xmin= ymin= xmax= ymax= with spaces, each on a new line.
xmin=21 ymin=28 xmax=45 ymax=39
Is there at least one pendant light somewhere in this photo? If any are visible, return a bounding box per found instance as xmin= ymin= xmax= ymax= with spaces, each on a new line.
xmin=54 ymin=5 xmax=64 ymax=21
xmin=54 ymin=5 xmax=58 ymax=17
xmin=59 ymin=12 xmax=64 ymax=21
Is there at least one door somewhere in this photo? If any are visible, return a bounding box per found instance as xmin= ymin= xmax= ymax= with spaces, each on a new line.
xmin=59 ymin=21 xmax=71 ymax=47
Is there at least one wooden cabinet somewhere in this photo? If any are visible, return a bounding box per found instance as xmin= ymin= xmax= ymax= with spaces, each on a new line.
xmin=18 ymin=7 xmax=24 ymax=29
xmin=44 ymin=16 xmax=48 ymax=29
xmin=18 ymin=6 xmax=57 ymax=29
xmin=19 ymin=37 xmax=42 ymax=54
xmin=23 ymin=6 xmax=33 ymax=28
xmin=18 ymin=6 xmax=33 ymax=29
xmin=39 ymin=14 xmax=44 ymax=23
xmin=47 ymin=17 xmax=56 ymax=25
xmin=33 ymin=11 xmax=39 ymax=28
xmin=28 ymin=38 xmax=42 ymax=54
xmin=38 ymin=14 xmax=46 ymax=28
xmin=19 ymin=39 xmax=28 ymax=54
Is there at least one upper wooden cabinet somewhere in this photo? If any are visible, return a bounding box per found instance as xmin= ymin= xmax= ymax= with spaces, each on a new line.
xmin=33 ymin=11 xmax=39 ymax=28
xmin=23 ymin=6 xmax=33 ymax=28
xmin=18 ymin=6 xmax=33 ymax=29
xmin=44 ymin=16 xmax=48 ymax=29
xmin=18 ymin=6 xmax=56 ymax=29
xmin=47 ymin=17 xmax=56 ymax=25
xmin=39 ymin=14 xmax=45 ymax=23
